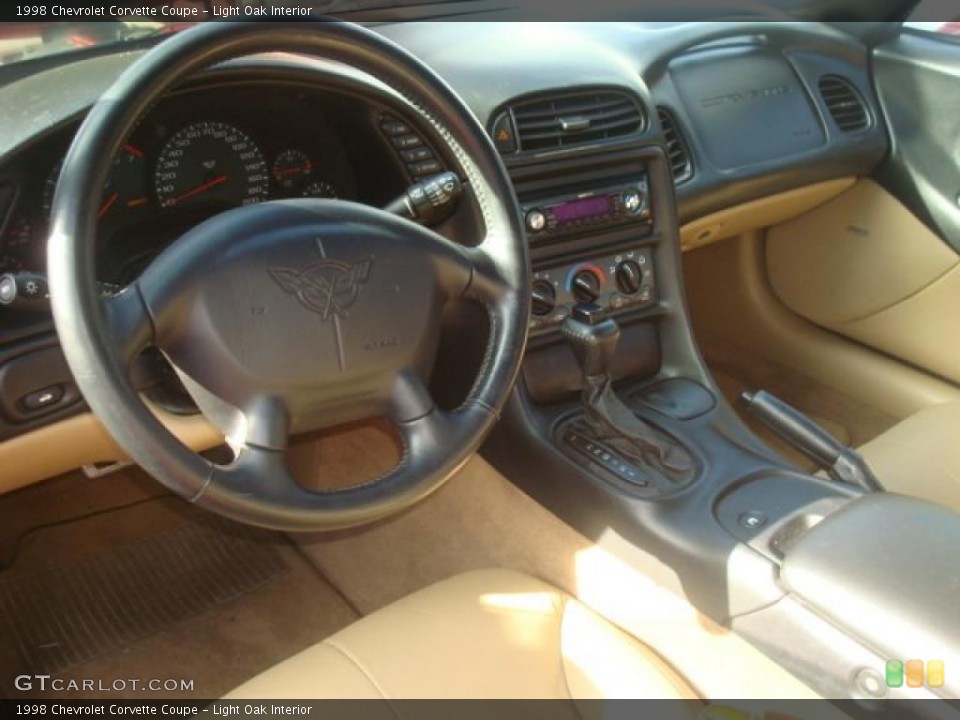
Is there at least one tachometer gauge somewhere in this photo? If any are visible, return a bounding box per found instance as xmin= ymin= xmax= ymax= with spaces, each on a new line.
xmin=155 ymin=121 xmax=269 ymax=209
xmin=0 ymin=254 xmax=25 ymax=273
xmin=302 ymin=180 xmax=338 ymax=199
xmin=0 ymin=214 xmax=32 ymax=272
xmin=272 ymin=149 xmax=313 ymax=192
xmin=2 ymin=213 xmax=31 ymax=251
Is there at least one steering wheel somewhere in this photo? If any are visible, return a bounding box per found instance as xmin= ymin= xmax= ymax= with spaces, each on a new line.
xmin=46 ymin=21 xmax=528 ymax=532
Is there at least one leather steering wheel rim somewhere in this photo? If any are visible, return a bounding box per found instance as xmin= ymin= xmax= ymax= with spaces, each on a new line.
xmin=47 ymin=21 xmax=528 ymax=532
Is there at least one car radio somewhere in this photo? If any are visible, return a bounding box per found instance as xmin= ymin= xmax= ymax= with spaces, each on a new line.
xmin=521 ymin=178 xmax=650 ymax=241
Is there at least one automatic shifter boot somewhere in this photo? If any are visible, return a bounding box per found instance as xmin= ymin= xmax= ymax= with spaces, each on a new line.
xmin=581 ymin=374 xmax=695 ymax=478
xmin=561 ymin=304 xmax=695 ymax=483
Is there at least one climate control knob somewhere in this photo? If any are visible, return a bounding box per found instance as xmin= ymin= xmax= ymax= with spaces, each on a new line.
xmin=531 ymin=279 xmax=557 ymax=316
xmin=571 ymin=269 xmax=602 ymax=304
xmin=615 ymin=260 xmax=643 ymax=295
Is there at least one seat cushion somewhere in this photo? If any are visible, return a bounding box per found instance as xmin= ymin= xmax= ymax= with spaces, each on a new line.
xmin=858 ymin=402 xmax=960 ymax=512
xmin=226 ymin=568 xmax=699 ymax=700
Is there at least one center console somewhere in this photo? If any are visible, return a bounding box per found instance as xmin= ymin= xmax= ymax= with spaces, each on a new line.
xmin=481 ymin=104 xmax=960 ymax=711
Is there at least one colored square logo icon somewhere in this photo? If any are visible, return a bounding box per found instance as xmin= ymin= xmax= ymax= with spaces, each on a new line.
xmin=886 ymin=659 xmax=904 ymax=688
xmin=927 ymin=660 xmax=945 ymax=688
xmin=906 ymin=659 xmax=925 ymax=688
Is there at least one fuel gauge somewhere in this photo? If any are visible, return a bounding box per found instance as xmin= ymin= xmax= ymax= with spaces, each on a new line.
xmin=98 ymin=143 xmax=149 ymax=222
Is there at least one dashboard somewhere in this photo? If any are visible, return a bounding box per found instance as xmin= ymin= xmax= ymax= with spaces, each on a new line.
xmin=0 ymin=20 xmax=890 ymax=441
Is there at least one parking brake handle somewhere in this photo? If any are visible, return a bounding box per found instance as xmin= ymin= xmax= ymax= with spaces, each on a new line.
xmin=740 ymin=389 xmax=883 ymax=492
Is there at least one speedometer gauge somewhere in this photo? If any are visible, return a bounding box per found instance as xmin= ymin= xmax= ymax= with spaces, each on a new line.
xmin=155 ymin=121 xmax=269 ymax=209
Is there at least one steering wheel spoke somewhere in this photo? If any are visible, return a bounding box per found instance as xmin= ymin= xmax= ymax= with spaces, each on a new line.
xmin=464 ymin=232 xmax=519 ymax=306
xmin=104 ymin=285 xmax=155 ymax=366
xmin=240 ymin=396 xmax=292 ymax=452
xmin=389 ymin=368 xmax=436 ymax=424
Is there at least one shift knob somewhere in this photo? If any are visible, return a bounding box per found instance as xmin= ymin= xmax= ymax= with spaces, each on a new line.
xmin=561 ymin=303 xmax=620 ymax=379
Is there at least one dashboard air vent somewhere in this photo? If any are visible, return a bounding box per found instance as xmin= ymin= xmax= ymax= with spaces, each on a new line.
xmin=657 ymin=108 xmax=692 ymax=183
xmin=510 ymin=89 xmax=644 ymax=152
xmin=818 ymin=76 xmax=869 ymax=133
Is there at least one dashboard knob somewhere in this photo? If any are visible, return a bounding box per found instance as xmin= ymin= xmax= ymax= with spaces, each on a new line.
xmin=622 ymin=189 xmax=644 ymax=215
xmin=531 ymin=279 xmax=557 ymax=316
xmin=526 ymin=209 xmax=546 ymax=233
xmin=615 ymin=260 xmax=643 ymax=295
xmin=571 ymin=269 xmax=601 ymax=304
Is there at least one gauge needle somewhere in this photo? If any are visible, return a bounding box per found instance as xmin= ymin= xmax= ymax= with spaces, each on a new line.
xmin=168 ymin=175 xmax=228 ymax=205
xmin=275 ymin=166 xmax=310 ymax=176
xmin=98 ymin=191 xmax=119 ymax=219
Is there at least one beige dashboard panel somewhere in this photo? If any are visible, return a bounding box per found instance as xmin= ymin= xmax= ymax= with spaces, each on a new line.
xmin=766 ymin=179 xmax=960 ymax=384
xmin=679 ymin=177 xmax=856 ymax=251
xmin=767 ymin=178 xmax=959 ymax=325
xmin=0 ymin=408 xmax=222 ymax=496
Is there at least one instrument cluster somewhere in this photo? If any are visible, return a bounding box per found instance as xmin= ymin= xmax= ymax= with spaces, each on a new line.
xmin=0 ymin=84 xmax=368 ymax=285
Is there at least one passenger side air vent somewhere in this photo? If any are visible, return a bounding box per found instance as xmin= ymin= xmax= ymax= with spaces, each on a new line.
xmin=818 ymin=75 xmax=869 ymax=133
xmin=656 ymin=108 xmax=693 ymax=183
xmin=505 ymin=89 xmax=645 ymax=153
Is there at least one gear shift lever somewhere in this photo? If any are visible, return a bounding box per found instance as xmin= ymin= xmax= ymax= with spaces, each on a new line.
xmin=563 ymin=303 xmax=620 ymax=378
xmin=561 ymin=304 xmax=695 ymax=478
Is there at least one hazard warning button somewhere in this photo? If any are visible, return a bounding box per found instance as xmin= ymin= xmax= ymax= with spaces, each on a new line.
xmin=491 ymin=111 xmax=517 ymax=153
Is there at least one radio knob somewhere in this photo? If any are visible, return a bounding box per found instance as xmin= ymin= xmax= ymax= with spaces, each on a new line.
xmin=531 ymin=279 xmax=557 ymax=316
xmin=615 ymin=260 xmax=643 ymax=295
xmin=622 ymin=189 xmax=644 ymax=215
xmin=526 ymin=209 xmax=547 ymax=233
xmin=572 ymin=269 xmax=601 ymax=304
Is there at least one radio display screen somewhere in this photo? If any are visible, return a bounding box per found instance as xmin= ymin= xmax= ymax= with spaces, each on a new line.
xmin=553 ymin=195 xmax=615 ymax=224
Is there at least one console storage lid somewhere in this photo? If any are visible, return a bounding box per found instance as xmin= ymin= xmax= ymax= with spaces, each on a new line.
xmin=781 ymin=493 xmax=960 ymax=694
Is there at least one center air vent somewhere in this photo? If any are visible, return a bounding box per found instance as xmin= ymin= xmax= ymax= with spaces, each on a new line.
xmin=657 ymin=108 xmax=693 ymax=183
xmin=818 ymin=76 xmax=869 ymax=133
xmin=505 ymin=89 xmax=645 ymax=153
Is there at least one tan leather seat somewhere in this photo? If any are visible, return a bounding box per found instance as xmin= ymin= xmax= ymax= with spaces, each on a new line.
xmin=227 ymin=568 xmax=699 ymax=701
xmin=858 ymin=402 xmax=960 ymax=513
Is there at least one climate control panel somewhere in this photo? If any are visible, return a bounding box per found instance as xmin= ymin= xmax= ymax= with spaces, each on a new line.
xmin=529 ymin=248 xmax=656 ymax=333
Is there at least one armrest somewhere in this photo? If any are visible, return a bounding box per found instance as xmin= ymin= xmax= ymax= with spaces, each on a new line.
xmin=781 ymin=493 xmax=960 ymax=694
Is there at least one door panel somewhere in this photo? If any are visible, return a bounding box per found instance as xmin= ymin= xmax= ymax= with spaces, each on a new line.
xmin=873 ymin=31 xmax=960 ymax=254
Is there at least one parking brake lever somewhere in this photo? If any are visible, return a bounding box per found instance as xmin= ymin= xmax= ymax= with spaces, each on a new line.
xmin=740 ymin=389 xmax=882 ymax=492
